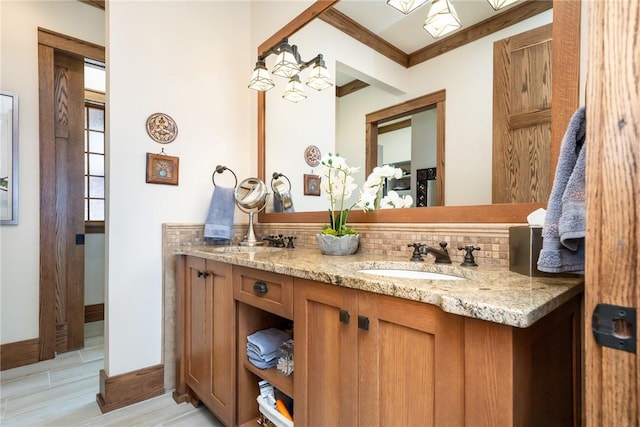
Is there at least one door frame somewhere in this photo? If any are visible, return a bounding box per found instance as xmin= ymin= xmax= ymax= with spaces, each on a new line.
xmin=37 ymin=28 xmax=105 ymax=360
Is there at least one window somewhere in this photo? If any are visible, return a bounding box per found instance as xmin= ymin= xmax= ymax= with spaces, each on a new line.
xmin=84 ymin=61 xmax=105 ymax=232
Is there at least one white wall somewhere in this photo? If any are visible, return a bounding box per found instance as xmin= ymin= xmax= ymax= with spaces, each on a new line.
xmin=0 ymin=0 xmax=105 ymax=345
xmin=106 ymin=0 xmax=253 ymax=375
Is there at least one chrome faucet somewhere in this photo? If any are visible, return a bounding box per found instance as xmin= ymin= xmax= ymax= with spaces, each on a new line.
xmin=408 ymin=241 xmax=452 ymax=264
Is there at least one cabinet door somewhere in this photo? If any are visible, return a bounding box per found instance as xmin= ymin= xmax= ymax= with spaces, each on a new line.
xmin=185 ymin=256 xmax=208 ymax=399
xmin=294 ymin=279 xmax=358 ymax=427
xmin=205 ymin=259 xmax=234 ymax=427
xmin=358 ymin=291 xmax=465 ymax=427
xmin=183 ymin=257 xmax=235 ymax=426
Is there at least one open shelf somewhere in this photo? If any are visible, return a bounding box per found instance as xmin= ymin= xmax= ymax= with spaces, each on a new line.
xmin=243 ymin=358 xmax=294 ymax=397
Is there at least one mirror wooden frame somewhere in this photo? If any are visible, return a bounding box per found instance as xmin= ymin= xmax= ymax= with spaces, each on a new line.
xmin=258 ymin=0 xmax=581 ymax=224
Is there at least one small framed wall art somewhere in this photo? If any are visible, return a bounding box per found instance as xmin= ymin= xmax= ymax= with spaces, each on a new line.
xmin=303 ymin=174 xmax=321 ymax=196
xmin=146 ymin=152 xmax=179 ymax=185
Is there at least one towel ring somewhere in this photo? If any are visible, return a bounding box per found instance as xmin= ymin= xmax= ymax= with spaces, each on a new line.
xmin=212 ymin=165 xmax=238 ymax=189
xmin=271 ymin=172 xmax=291 ymax=193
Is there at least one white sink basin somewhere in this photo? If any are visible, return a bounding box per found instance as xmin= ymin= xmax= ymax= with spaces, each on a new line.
xmin=357 ymin=269 xmax=464 ymax=281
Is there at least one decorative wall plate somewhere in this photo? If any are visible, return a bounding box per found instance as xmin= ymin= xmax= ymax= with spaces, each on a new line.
xmin=146 ymin=113 xmax=178 ymax=144
xmin=304 ymin=145 xmax=321 ymax=167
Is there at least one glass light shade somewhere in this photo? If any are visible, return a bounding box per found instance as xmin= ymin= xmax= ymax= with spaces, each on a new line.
xmin=486 ymin=0 xmax=519 ymax=11
xmin=306 ymin=59 xmax=333 ymax=91
xmin=248 ymin=60 xmax=275 ymax=91
xmin=282 ymin=75 xmax=307 ymax=103
xmin=272 ymin=44 xmax=300 ymax=78
xmin=423 ymin=0 xmax=462 ymax=38
xmin=387 ymin=0 xmax=429 ymax=14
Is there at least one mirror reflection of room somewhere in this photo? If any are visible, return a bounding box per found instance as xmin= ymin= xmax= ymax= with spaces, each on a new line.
xmin=264 ymin=2 xmax=553 ymax=213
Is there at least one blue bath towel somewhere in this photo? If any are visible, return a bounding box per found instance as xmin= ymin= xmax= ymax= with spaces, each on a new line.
xmin=537 ymin=107 xmax=586 ymax=274
xmin=204 ymin=186 xmax=235 ymax=242
xmin=247 ymin=328 xmax=291 ymax=358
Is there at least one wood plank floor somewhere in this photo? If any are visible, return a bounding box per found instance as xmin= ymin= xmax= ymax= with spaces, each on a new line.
xmin=0 ymin=322 xmax=223 ymax=426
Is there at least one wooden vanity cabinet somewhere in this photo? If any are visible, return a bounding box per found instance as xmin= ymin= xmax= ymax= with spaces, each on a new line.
xmin=234 ymin=266 xmax=294 ymax=427
xmin=293 ymin=278 xmax=465 ymax=427
xmin=173 ymin=255 xmax=236 ymax=427
xmin=294 ymin=278 xmax=581 ymax=427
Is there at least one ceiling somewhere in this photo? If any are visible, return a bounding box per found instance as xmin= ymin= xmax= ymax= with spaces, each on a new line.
xmin=332 ymin=0 xmax=524 ymax=54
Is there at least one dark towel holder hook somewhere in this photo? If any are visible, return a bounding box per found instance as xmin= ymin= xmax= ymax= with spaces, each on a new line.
xmin=212 ymin=165 xmax=238 ymax=189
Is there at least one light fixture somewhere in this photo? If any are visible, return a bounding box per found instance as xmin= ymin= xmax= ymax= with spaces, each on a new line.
xmin=486 ymin=0 xmax=519 ymax=11
xmin=248 ymin=59 xmax=275 ymax=91
xmin=423 ymin=0 xmax=462 ymax=38
xmin=272 ymin=41 xmax=300 ymax=78
xmin=282 ymin=75 xmax=307 ymax=103
xmin=387 ymin=0 xmax=429 ymax=14
xmin=248 ymin=38 xmax=333 ymax=102
xmin=305 ymin=55 xmax=333 ymax=91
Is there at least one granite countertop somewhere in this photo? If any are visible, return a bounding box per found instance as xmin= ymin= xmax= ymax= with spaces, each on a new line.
xmin=174 ymin=246 xmax=584 ymax=328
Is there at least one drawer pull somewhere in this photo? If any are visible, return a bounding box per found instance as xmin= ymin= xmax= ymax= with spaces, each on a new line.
xmin=253 ymin=281 xmax=268 ymax=295
xmin=358 ymin=315 xmax=369 ymax=331
xmin=339 ymin=309 xmax=351 ymax=324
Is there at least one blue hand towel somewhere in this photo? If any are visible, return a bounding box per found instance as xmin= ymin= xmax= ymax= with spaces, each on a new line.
xmin=537 ymin=107 xmax=586 ymax=274
xmin=204 ymin=186 xmax=235 ymax=242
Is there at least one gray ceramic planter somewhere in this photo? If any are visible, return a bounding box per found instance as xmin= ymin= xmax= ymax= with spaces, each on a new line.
xmin=316 ymin=233 xmax=360 ymax=256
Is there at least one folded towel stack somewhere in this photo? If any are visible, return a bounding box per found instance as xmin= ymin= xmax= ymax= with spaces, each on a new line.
xmin=247 ymin=328 xmax=291 ymax=369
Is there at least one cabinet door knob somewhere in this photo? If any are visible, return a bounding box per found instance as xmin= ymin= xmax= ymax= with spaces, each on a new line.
xmin=358 ymin=315 xmax=370 ymax=331
xmin=197 ymin=270 xmax=210 ymax=278
xmin=339 ymin=309 xmax=351 ymax=324
xmin=253 ymin=281 xmax=268 ymax=295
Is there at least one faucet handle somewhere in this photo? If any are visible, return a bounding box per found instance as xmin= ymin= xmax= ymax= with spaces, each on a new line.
xmin=458 ymin=245 xmax=481 ymax=267
xmin=408 ymin=243 xmax=424 ymax=262
xmin=286 ymin=236 xmax=296 ymax=249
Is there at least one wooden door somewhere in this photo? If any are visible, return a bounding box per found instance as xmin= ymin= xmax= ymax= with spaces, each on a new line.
xmin=294 ymin=279 xmax=358 ymax=427
xmin=585 ymin=1 xmax=640 ymax=425
xmin=357 ymin=291 xmax=464 ymax=427
xmin=39 ymin=49 xmax=86 ymax=353
xmin=38 ymin=29 xmax=105 ymax=360
xmin=493 ymin=24 xmax=553 ymax=204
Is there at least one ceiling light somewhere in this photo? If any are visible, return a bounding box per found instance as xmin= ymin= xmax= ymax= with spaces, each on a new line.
xmin=423 ymin=0 xmax=462 ymax=38
xmin=248 ymin=59 xmax=275 ymax=92
xmin=305 ymin=55 xmax=333 ymax=91
xmin=387 ymin=0 xmax=429 ymax=14
xmin=282 ymin=75 xmax=307 ymax=103
xmin=486 ymin=0 xmax=520 ymax=11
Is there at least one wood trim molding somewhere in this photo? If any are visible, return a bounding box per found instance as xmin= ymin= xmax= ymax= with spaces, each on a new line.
xmin=0 ymin=339 xmax=40 ymax=371
xmin=258 ymin=1 xmax=338 ymax=56
xmin=336 ymin=79 xmax=369 ymax=97
xmin=38 ymin=28 xmax=105 ymax=62
xmin=79 ymin=0 xmax=105 ymax=10
xmin=319 ymin=8 xmax=409 ymax=67
xmin=85 ymin=303 xmax=105 ymax=323
xmin=409 ymin=0 xmax=553 ymax=67
xmin=318 ymin=0 xmax=552 ymax=69
xmin=97 ymin=365 xmax=165 ymax=413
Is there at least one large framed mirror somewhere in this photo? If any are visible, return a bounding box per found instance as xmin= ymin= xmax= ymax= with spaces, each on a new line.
xmin=257 ymin=0 xmax=581 ymax=224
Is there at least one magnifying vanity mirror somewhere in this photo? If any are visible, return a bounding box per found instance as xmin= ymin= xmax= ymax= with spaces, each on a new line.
xmin=235 ymin=177 xmax=268 ymax=246
xmin=257 ymin=0 xmax=581 ymax=224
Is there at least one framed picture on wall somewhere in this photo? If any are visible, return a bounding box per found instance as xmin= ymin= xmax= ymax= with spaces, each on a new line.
xmin=1 ymin=91 xmax=19 ymax=225
xmin=303 ymin=174 xmax=321 ymax=196
xmin=146 ymin=152 xmax=179 ymax=185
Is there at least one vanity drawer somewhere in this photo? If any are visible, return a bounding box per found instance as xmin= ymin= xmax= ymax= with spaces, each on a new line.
xmin=233 ymin=266 xmax=293 ymax=320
